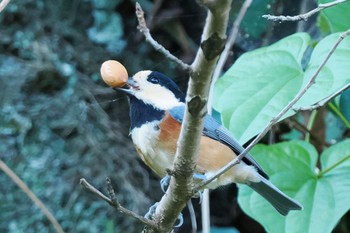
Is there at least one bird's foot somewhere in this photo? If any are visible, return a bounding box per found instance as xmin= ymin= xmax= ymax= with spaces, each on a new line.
xmin=144 ymin=202 xmax=183 ymax=228
xmin=161 ymin=173 xmax=207 ymax=193
xmin=160 ymin=175 xmax=171 ymax=193
xmin=144 ymin=202 xmax=159 ymax=220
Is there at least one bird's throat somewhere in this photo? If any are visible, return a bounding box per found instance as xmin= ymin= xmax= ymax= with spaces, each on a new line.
xmin=129 ymin=96 xmax=165 ymax=130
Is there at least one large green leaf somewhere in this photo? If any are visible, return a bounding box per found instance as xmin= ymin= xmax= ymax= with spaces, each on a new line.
xmin=213 ymin=33 xmax=309 ymax=143
xmin=238 ymin=140 xmax=350 ymax=233
xmin=317 ymin=0 xmax=350 ymax=33
xmin=295 ymin=33 xmax=350 ymax=108
xmin=213 ymin=32 xmax=350 ymax=144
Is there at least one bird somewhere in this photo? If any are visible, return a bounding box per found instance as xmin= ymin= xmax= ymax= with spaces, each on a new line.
xmin=115 ymin=70 xmax=303 ymax=216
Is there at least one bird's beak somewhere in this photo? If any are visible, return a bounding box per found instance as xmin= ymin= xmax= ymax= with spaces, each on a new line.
xmin=114 ymin=78 xmax=139 ymax=95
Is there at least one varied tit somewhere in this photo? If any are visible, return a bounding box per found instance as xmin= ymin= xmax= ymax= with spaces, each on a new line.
xmin=116 ymin=70 xmax=303 ymax=216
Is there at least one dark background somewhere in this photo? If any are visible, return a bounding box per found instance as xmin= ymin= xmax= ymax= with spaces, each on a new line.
xmin=0 ymin=0 xmax=325 ymax=232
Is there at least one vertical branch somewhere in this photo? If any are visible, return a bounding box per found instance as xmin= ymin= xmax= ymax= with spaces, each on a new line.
xmin=140 ymin=1 xmax=233 ymax=232
xmin=0 ymin=0 xmax=11 ymax=13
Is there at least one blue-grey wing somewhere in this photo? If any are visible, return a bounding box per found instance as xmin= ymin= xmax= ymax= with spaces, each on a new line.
xmin=169 ymin=106 xmax=268 ymax=179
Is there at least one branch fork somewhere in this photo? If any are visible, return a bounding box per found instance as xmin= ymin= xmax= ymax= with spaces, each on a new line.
xmin=263 ymin=0 xmax=348 ymax=22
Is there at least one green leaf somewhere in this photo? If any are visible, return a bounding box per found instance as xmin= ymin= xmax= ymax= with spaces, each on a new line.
xmin=317 ymin=0 xmax=350 ymax=33
xmin=213 ymin=33 xmax=310 ymax=143
xmin=238 ymin=140 xmax=350 ymax=233
xmin=317 ymin=12 xmax=331 ymax=34
xmin=295 ymin=33 xmax=350 ymax=108
xmin=213 ymin=32 xmax=350 ymax=144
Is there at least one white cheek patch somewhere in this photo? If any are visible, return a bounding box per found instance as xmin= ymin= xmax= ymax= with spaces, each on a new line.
xmin=132 ymin=70 xmax=183 ymax=110
xmin=134 ymin=85 xmax=183 ymax=110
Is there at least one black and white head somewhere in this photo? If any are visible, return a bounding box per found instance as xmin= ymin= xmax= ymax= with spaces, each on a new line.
xmin=117 ymin=70 xmax=185 ymax=110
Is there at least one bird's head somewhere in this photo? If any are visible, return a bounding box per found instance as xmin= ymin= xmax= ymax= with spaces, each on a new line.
xmin=116 ymin=70 xmax=185 ymax=110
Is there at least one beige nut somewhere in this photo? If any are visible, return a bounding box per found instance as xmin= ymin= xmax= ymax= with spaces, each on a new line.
xmin=100 ymin=60 xmax=128 ymax=87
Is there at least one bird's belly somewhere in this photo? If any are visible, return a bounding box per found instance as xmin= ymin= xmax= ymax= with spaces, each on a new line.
xmin=131 ymin=121 xmax=175 ymax=177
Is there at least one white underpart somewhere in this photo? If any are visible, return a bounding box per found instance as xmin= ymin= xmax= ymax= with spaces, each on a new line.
xmin=204 ymin=164 xmax=261 ymax=189
xmin=132 ymin=70 xmax=183 ymax=110
xmin=130 ymin=121 xmax=172 ymax=177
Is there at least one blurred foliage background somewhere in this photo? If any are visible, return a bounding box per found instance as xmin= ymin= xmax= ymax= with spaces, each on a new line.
xmin=0 ymin=0 xmax=349 ymax=232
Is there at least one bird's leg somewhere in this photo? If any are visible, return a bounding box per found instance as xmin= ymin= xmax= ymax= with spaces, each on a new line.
xmin=144 ymin=202 xmax=184 ymax=228
xmin=192 ymin=173 xmax=206 ymax=202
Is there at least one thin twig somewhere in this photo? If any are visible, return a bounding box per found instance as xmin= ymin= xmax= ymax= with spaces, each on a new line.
xmin=187 ymin=200 xmax=197 ymax=233
xmin=135 ymin=2 xmax=191 ymax=71
xmin=0 ymin=0 xmax=11 ymax=12
xmin=263 ymin=0 xmax=348 ymax=22
xmin=329 ymin=102 xmax=350 ymax=128
xmin=106 ymin=177 xmax=118 ymax=205
xmin=80 ymin=178 xmax=158 ymax=229
xmin=0 ymin=159 xmax=65 ymax=233
xmin=200 ymin=189 xmax=210 ymax=233
xmin=285 ymin=117 xmax=329 ymax=147
xmin=295 ymin=82 xmax=350 ymax=111
xmin=195 ymin=28 xmax=350 ymax=191
xmin=305 ymin=110 xmax=318 ymax=143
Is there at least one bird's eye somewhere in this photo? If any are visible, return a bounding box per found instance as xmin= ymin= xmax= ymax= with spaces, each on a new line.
xmin=148 ymin=76 xmax=160 ymax=84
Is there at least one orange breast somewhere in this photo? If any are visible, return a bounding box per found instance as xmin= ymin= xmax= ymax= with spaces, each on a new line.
xmin=158 ymin=113 xmax=182 ymax=155
xmin=158 ymin=113 xmax=237 ymax=174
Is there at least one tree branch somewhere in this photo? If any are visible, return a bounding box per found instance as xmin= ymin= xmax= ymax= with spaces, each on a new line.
xmin=80 ymin=178 xmax=159 ymax=229
xmin=263 ymin=0 xmax=348 ymax=22
xmin=135 ymin=2 xmax=191 ymax=71
xmin=0 ymin=159 xmax=65 ymax=233
xmin=138 ymin=1 xmax=233 ymax=232
xmin=195 ymin=28 xmax=350 ymax=190
xmin=0 ymin=0 xmax=11 ymax=13
xmin=294 ymin=82 xmax=350 ymax=111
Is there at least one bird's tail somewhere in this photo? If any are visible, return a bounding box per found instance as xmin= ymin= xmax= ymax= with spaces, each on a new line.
xmin=247 ymin=176 xmax=303 ymax=216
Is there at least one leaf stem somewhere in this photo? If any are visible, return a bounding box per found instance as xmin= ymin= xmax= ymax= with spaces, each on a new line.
xmin=305 ymin=110 xmax=318 ymax=142
xmin=328 ymin=102 xmax=350 ymax=129
xmin=318 ymin=154 xmax=350 ymax=177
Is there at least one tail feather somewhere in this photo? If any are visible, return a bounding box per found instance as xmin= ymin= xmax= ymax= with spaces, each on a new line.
xmin=248 ymin=176 xmax=303 ymax=216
